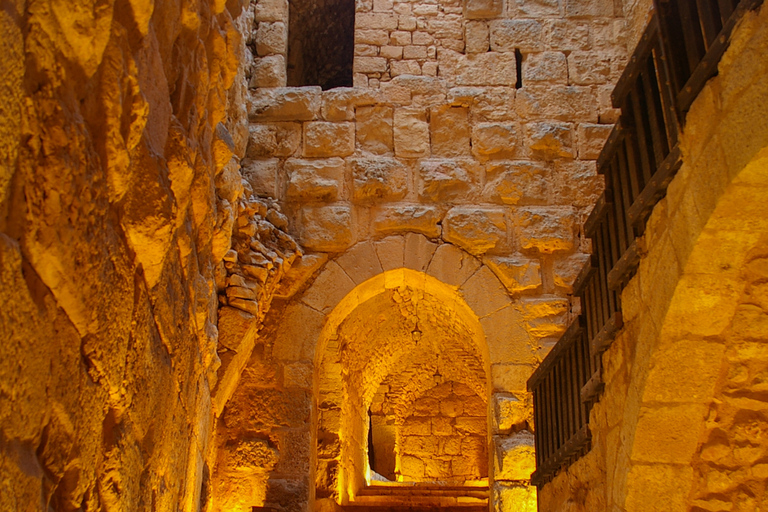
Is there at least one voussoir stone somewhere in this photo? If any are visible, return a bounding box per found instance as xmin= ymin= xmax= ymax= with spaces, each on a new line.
xmin=443 ymin=207 xmax=507 ymax=255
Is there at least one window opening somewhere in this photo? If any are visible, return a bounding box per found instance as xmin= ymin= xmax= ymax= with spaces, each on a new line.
xmin=287 ymin=0 xmax=355 ymax=89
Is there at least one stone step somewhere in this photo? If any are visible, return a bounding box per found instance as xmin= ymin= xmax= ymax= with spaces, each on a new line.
xmin=343 ymin=484 xmax=489 ymax=510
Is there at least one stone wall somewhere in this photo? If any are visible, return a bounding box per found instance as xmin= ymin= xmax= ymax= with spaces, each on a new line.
xmin=0 ymin=0 xmax=293 ymax=510
xmin=537 ymin=4 xmax=768 ymax=510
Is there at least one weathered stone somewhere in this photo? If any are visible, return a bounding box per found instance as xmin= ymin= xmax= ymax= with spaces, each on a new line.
xmin=356 ymin=29 xmax=390 ymax=46
xmin=357 ymin=12 xmax=399 ymax=30
xmin=568 ymin=51 xmax=612 ymax=85
xmin=256 ymin=22 xmax=287 ymax=56
xmin=249 ymin=87 xmax=322 ymax=121
xmin=246 ymin=123 xmax=301 ymax=158
xmin=285 ymin=158 xmax=344 ymax=202
xmin=494 ymin=394 xmax=530 ymax=432
xmin=523 ymin=51 xmax=568 ymax=83
xmin=527 ymin=122 xmax=575 ymax=159
xmin=303 ymin=122 xmax=355 ymax=157
xmin=464 ymin=0 xmax=503 ymax=19
xmin=427 ymin=243 xmax=482 ymax=287
xmin=492 ymin=363 xmax=536 ymax=392
xmin=250 ymin=55 xmax=287 ymax=88
xmin=553 ymin=252 xmax=590 ymax=291
xmin=321 ymin=88 xmax=379 ymax=122
xmin=520 ymin=297 xmax=569 ymax=338
xmin=374 ymin=236 xmax=406 ymax=270
xmin=565 ymin=0 xmax=615 ymax=17
xmin=351 ymin=157 xmax=409 ymax=203
xmin=485 ymin=256 xmax=542 ymax=293
xmin=335 ymin=241 xmax=384 ymax=284
xmin=515 ymin=85 xmax=597 ymax=122
xmin=418 ymin=159 xmax=478 ymax=201
xmin=514 ymin=207 xmax=575 ymax=253
xmin=241 ymin=158 xmax=279 ymax=197
xmin=495 ymin=432 xmax=535 ymax=480
xmin=577 ymin=122 xmax=613 ymax=159
xmin=404 ymin=233 xmax=439 ymax=272
xmin=300 ymin=206 xmax=355 ymax=252
xmin=472 ymin=123 xmax=518 ymax=160
xmin=254 ymin=0 xmax=289 ymax=21
xmin=438 ymin=49 xmax=518 ymax=86
xmin=490 ymin=20 xmax=544 ymax=52
xmin=483 ymin=161 xmax=548 ymax=204
xmin=494 ymin=482 xmax=537 ymax=512
xmin=354 ymin=56 xmax=388 ymax=73
xmin=461 ymin=265 xmax=513 ymax=317
xmin=356 ymin=106 xmax=394 ymax=154
xmin=515 ymin=0 xmax=560 ymax=17
xmin=430 ymin=105 xmax=471 ymax=156
xmin=372 ymin=205 xmax=442 ymax=238
xmin=443 ymin=207 xmax=507 ymax=255
xmin=394 ymin=108 xmax=430 ymax=157
xmin=465 ymin=21 xmax=491 ymax=53
xmin=274 ymin=253 xmax=329 ymax=299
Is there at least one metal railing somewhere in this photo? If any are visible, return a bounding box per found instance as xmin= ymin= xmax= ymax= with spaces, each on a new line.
xmin=528 ymin=0 xmax=764 ymax=487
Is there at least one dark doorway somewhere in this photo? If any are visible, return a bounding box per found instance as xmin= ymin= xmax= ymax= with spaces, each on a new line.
xmin=287 ymin=0 xmax=355 ymax=89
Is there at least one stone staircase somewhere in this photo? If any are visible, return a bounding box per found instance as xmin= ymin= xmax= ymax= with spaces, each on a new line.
xmin=341 ymin=483 xmax=489 ymax=511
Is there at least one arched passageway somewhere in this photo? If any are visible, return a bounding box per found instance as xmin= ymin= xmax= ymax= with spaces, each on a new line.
xmin=313 ymin=269 xmax=491 ymax=505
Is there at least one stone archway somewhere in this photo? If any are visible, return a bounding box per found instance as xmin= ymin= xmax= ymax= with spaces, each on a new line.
xmin=311 ymin=268 xmax=492 ymax=505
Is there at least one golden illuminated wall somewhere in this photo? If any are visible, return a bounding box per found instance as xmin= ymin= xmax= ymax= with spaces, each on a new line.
xmin=0 ymin=0 xmax=261 ymax=510
xmin=538 ymin=4 xmax=768 ymax=510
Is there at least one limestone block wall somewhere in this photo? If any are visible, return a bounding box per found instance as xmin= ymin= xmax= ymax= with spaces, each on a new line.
xmin=537 ymin=5 xmax=768 ymax=510
xmin=0 ymin=0 xmax=301 ymax=511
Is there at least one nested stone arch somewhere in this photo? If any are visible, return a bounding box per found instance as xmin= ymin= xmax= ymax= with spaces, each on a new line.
xmin=613 ymin=15 xmax=768 ymax=507
xmin=266 ymin=233 xmax=542 ymax=506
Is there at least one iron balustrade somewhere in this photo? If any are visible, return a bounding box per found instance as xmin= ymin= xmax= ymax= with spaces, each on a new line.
xmin=527 ymin=0 xmax=764 ymax=488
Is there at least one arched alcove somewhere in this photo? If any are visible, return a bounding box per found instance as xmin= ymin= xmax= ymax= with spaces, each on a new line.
xmin=312 ymin=269 xmax=492 ymax=505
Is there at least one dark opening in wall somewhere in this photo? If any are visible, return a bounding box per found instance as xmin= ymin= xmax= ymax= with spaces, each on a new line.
xmin=287 ymin=0 xmax=355 ymax=90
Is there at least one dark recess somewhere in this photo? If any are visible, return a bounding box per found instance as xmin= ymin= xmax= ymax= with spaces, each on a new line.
xmin=287 ymin=0 xmax=355 ymax=89
xmin=515 ymin=49 xmax=523 ymax=89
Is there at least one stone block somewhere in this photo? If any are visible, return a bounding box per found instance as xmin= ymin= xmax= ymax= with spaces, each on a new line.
xmin=335 ymin=241 xmax=384 ymax=285
xmin=404 ymin=233 xmax=439 ymax=272
xmin=394 ymin=108 xmax=430 ymax=158
xmin=515 ymin=0 xmax=560 ymax=17
xmin=520 ymin=297 xmax=569 ymax=338
xmin=399 ymin=16 xmax=417 ymax=31
xmin=526 ymin=122 xmax=575 ymax=159
xmin=249 ymin=87 xmax=321 ymax=121
xmin=515 ymin=206 xmax=574 ymax=253
xmin=565 ymin=0 xmax=615 ymax=17
xmin=374 ymin=236 xmax=406 ymax=270
xmin=401 ymin=417 xmax=432 ymax=436
xmin=430 ymin=105 xmax=470 ymax=156
xmin=455 ymin=416 xmax=486 ymax=435
xmin=241 ymin=158 xmax=278 ymax=197
xmin=285 ymin=158 xmax=344 ymax=202
xmin=250 ymin=55 xmax=287 ymax=88
xmin=256 ymin=22 xmax=287 ymax=56
xmin=465 ymin=21 xmax=490 ymax=53
xmin=552 ymin=252 xmax=590 ymax=291
xmin=492 ymin=363 xmax=535 ymax=392
xmin=429 ymin=18 xmax=464 ymax=40
xmin=461 ymin=265 xmax=513 ymax=319
xmin=399 ymin=455 xmax=425 ymax=477
xmin=350 ymin=157 xmax=408 ymax=203
xmin=356 ymin=29 xmax=389 ymax=46
xmin=418 ymin=159 xmax=477 ymax=201
xmin=523 ymin=51 xmax=568 ymax=83
xmin=303 ymin=122 xmax=355 ymax=157
xmin=443 ymin=207 xmax=506 ymax=256
xmin=321 ymin=87 xmax=379 ymax=122
xmin=284 ymin=363 xmax=312 ymax=389
xmin=381 ymin=46 xmax=404 ymax=60
xmin=495 ymin=432 xmax=535 ymax=480
xmin=568 ymin=51 xmax=611 ymax=85
xmin=551 ymin=160 xmax=603 ymax=207
xmin=403 ymin=45 xmax=427 ymax=59
xmin=515 ymin=85 xmax=597 ymax=122
xmin=483 ymin=161 xmax=548 ymax=204
xmin=356 ymin=13 xmax=399 ymax=30
xmin=427 ymin=243 xmax=482 ymax=287
xmin=485 ymin=256 xmax=542 ymax=293
xmin=422 ymin=61 xmax=438 ymax=76
xmin=490 ymin=20 xmax=543 ymax=52
xmin=390 ymin=59 xmax=422 ymax=76
xmin=464 ymin=0 xmax=503 ymax=19
xmin=577 ymin=123 xmax=612 ymax=159
xmin=372 ymin=205 xmax=442 ymax=238
xmin=354 ymin=56 xmax=388 ymax=74
xmin=494 ymin=394 xmax=530 ymax=432
xmin=254 ymin=0 xmax=288 ymax=21
xmin=300 ymin=205 xmax=355 ymax=252
xmin=373 ymin=0 xmax=393 ymax=11
xmin=301 ymin=260 xmax=357 ymax=315
xmin=274 ymin=253 xmax=329 ymax=299
xmin=356 ymin=43 xmax=378 ymax=56
xmin=438 ymin=50 xmax=518 ymax=86
xmin=545 ymin=20 xmax=590 ymax=50
xmin=494 ymin=483 xmax=537 ymax=512
xmin=356 ymin=106 xmax=394 ymax=155
xmin=272 ymin=303 xmax=325 ymax=361
xmin=471 ymin=123 xmax=518 ymax=160
xmin=412 ymin=31 xmax=435 ymax=45
xmin=390 ymin=30 xmax=412 ymax=46
xmin=246 ymin=122 xmax=301 ymax=158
